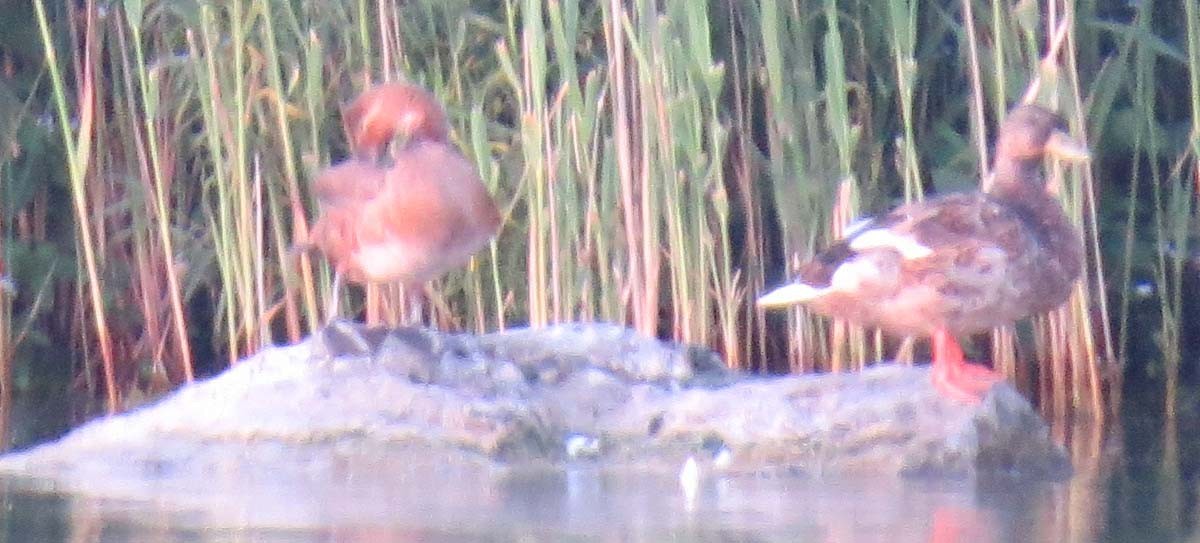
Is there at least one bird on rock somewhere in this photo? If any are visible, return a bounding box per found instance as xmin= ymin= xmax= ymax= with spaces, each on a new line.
xmin=305 ymin=81 xmax=502 ymax=321
xmin=758 ymin=104 xmax=1090 ymax=403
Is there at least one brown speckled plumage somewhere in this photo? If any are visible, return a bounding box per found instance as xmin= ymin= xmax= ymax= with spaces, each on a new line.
xmin=794 ymin=191 xmax=1082 ymax=336
xmin=760 ymin=104 xmax=1088 ymax=341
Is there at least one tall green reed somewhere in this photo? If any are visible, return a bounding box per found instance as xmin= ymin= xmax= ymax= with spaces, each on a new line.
xmin=1177 ymin=0 xmax=1200 ymax=420
xmin=33 ymin=0 xmax=119 ymax=412
xmin=20 ymin=0 xmax=1194 ymax=421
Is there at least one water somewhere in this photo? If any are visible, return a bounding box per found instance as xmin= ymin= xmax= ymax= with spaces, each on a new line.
xmin=0 ymin=391 xmax=1195 ymax=541
xmin=0 ymin=458 xmax=1109 ymax=541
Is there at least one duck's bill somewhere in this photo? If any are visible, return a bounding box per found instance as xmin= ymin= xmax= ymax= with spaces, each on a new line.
xmin=1044 ymin=131 xmax=1091 ymax=162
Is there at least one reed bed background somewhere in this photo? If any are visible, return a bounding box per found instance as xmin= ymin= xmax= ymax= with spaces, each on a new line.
xmin=0 ymin=0 xmax=1195 ymax=426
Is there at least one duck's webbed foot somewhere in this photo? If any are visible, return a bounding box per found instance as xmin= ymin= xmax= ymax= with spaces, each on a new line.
xmin=930 ymin=328 xmax=1002 ymax=404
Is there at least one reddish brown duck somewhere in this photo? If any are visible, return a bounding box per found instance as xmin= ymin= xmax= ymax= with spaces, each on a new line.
xmin=341 ymin=82 xmax=452 ymax=162
xmin=758 ymin=104 xmax=1090 ymax=403
xmin=307 ymin=82 xmax=502 ymax=318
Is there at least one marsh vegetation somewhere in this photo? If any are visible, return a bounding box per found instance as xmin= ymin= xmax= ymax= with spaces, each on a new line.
xmin=0 ymin=0 xmax=1193 ymax=430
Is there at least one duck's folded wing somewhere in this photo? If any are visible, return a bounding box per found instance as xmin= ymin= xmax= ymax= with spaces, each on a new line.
xmin=313 ymin=160 xmax=389 ymax=206
xmin=758 ymin=193 xmax=1006 ymax=307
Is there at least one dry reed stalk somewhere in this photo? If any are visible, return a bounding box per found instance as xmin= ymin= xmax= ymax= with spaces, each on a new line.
xmin=604 ymin=0 xmax=648 ymax=336
xmin=35 ymin=0 xmax=119 ymax=412
xmin=18 ymin=0 xmax=1176 ymax=423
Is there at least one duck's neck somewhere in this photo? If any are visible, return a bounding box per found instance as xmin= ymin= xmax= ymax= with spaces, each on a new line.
xmin=988 ymin=156 xmax=1047 ymax=203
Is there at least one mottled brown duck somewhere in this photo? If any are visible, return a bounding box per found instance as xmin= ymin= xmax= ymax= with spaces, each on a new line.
xmin=758 ymin=104 xmax=1090 ymax=403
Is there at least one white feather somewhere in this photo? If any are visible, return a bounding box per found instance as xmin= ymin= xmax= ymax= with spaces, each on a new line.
xmin=829 ymin=257 xmax=896 ymax=292
xmin=756 ymin=282 xmax=828 ymax=307
xmin=848 ymin=229 xmax=933 ymax=259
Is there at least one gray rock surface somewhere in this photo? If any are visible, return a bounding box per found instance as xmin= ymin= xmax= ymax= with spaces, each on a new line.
xmin=0 ymin=321 xmax=1068 ymax=498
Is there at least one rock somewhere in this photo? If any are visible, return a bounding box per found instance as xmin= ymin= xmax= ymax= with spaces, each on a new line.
xmin=0 ymin=322 xmax=1068 ymax=499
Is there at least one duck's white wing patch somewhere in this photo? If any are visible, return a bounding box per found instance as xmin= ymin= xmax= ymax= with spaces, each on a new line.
xmin=829 ymin=255 xmax=899 ymax=291
xmin=848 ymin=229 xmax=933 ymax=259
xmin=756 ymin=282 xmax=829 ymax=307
xmin=829 ymin=258 xmax=871 ymax=292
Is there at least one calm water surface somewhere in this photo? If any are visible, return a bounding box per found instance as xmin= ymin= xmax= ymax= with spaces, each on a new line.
xmin=0 ymin=389 xmax=1195 ymax=542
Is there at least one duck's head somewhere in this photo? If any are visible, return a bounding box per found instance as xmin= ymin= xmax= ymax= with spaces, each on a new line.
xmin=995 ymin=104 xmax=1090 ymax=163
xmin=341 ymin=82 xmax=451 ymax=162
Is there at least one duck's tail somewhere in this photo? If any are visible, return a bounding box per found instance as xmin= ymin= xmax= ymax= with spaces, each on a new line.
xmin=757 ymin=217 xmax=922 ymax=309
xmin=756 ymin=282 xmax=826 ymax=307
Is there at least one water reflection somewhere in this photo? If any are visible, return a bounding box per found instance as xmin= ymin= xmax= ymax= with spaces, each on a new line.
xmin=1103 ymin=410 xmax=1198 ymax=542
xmin=0 ymin=449 xmax=1099 ymax=541
xmin=0 ymin=411 xmax=1197 ymax=541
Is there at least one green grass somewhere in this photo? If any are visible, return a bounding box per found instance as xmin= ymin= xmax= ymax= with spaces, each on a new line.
xmin=0 ymin=0 xmax=1194 ymax=421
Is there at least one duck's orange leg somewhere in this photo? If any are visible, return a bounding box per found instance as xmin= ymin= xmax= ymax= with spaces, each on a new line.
xmin=930 ymin=328 xmax=1002 ymax=403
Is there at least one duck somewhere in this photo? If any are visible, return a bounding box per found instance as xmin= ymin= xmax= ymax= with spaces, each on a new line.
xmin=305 ymin=81 xmax=502 ymax=320
xmin=757 ymin=104 xmax=1091 ymax=403
xmin=341 ymin=82 xmax=452 ymax=163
